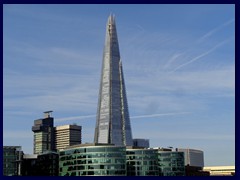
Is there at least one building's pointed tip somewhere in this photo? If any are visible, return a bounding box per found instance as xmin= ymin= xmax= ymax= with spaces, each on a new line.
xmin=108 ymin=13 xmax=115 ymax=25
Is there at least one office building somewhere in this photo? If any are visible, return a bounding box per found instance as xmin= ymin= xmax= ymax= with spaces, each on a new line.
xmin=133 ymin=139 xmax=150 ymax=148
xmin=59 ymin=143 xmax=126 ymax=176
xmin=32 ymin=111 xmax=55 ymax=154
xmin=55 ymin=124 xmax=82 ymax=150
xmin=94 ymin=15 xmax=133 ymax=146
xmin=3 ymin=146 xmax=23 ymax=176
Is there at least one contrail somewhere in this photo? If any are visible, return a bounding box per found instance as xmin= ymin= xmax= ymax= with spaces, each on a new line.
xmin=131 ymin=112 xmax=191 ymax=119
xmin=55 ymin=112 xmax=191 ymax=122
xmin=170 ymin=39 xmax=229 ymax=73
xmin=198 ymin=19 xmax=234 ymax=42
xmin=55 ymin=115 xmax=96 ymax=122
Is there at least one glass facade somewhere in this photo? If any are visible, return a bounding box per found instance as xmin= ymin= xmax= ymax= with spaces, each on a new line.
xmin=94 ymin=15 xmax=133 ymax=146
xmin=158 ymin=151 xmax=185 ymax=176
xmin=3 ymin=146 xmax=22 ymax=176
xmin=126 ymin=149 xmax=159 ymax=176
xmin=59 ymin=144 xmax=126 ymax=176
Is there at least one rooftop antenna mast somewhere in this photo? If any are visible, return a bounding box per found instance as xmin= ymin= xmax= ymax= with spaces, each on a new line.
xmin=43 ymin=110 xmax=53 ymax=118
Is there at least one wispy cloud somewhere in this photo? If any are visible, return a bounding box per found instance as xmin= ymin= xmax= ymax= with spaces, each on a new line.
xmin=163 ymin=53 xmax=184 ymax=70
xmin=4 ymin=41 xmax=101 ymax=73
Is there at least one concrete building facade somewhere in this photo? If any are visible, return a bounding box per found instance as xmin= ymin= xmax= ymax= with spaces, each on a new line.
xmin=55 ymin=124 xmax=82 ymax=150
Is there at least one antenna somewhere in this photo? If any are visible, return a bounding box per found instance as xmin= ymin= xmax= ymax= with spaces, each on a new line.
xmin=43 ymin=110 xmax=53 ymax=118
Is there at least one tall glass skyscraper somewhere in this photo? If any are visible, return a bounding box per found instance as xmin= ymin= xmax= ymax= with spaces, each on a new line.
xmin=94 ymin=15 xmax=133 ymax=146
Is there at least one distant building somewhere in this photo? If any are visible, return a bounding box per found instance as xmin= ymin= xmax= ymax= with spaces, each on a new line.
xmin=59 ymin=143 xmax=126 ymax=176
xmin=203 ymin=166 xmax=235 ymax=176
xmin=177 ymin=148 xmax=204 ymax=167
xmin=133 ymin=139 xmax=150 ymax=148
xmin=55 ymin=124 xmax=82 ymax=150
xmin=32 ymin=111 xmax=55 ymax=154
xmin=3 ymin=146 xmax=23 ymax=176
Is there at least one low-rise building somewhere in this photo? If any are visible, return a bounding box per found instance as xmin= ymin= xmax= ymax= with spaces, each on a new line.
xmin=59 ymin=143 xmax=126 ymax=176
xmin=203 ymin=166 xmax=235 ymax=176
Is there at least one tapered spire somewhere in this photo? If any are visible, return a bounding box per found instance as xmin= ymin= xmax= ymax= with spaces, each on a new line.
xmin=108 ymin=13 xmax=115 ymax=25
xmin=94 ymin=15 xmax=133 ymax=146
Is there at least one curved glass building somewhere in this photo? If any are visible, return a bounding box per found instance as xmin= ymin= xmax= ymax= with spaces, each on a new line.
xmin=59 ymin=144 xmax=126 ymax=176
xmin=126 ymin=148 xmax=159 ymax=176
xmin=158 ymin=150 xmax=185 ymax=176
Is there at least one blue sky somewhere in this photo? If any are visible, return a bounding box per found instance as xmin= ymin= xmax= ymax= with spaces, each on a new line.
xmin=3 ymin=4 xmax=235 ymax=166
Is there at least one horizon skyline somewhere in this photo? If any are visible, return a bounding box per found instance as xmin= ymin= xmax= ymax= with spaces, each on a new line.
xmin=3 ymin=4 xmax=235 ymax=166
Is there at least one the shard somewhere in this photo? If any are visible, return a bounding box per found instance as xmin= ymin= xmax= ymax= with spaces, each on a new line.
xmin=94 ymin=15 xmax=133 ymax=146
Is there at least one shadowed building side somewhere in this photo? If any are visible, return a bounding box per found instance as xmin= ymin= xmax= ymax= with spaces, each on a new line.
xmin=94 ymin=15 xmax=133 ymax=146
